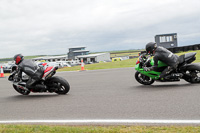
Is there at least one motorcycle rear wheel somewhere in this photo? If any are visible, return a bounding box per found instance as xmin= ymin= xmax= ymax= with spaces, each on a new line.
xmin=13 ymin=84 xmax=30 ymax=95
xmin=135 ymin=71 xmax=155 ymax=85
xmin=47 ymin=76 xmax=70 ymax=94
xmin=183 ymin=70 xmax=200 ymax=83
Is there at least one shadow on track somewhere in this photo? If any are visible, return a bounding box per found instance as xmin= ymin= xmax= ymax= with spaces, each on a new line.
xmin=5 ymin=94 xmax=61 ymax=101
xmin=134 ymin=83 xmax=198 ymax=90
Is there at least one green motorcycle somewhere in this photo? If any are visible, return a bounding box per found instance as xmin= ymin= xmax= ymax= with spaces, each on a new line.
xmin=135 ymin=52 xmax=200 ymax=85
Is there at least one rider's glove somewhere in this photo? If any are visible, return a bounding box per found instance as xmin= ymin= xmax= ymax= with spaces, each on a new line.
xmin=14 ymin=77 xmax=20 ymax=82
xmin=143 ymin=67 xmax=150 ymax=71
xmin=8 ymin=75 xmax=14 ymax=81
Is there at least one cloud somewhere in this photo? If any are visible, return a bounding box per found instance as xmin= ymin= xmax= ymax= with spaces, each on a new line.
xmin=0 ymin=0 xmax=200 ymax=58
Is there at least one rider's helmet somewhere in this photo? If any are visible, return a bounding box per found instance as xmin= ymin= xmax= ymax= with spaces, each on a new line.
xmin=146 ymin=42 xmax=157 ymax=55
xmin=14 ymin=54 xmax=24 ymax=65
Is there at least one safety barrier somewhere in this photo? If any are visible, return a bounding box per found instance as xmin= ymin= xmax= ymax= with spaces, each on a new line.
xmin=168 ymin=43 xmax=200 ymax=53
xmin=139 ymin=43 xmax=200 ymax=55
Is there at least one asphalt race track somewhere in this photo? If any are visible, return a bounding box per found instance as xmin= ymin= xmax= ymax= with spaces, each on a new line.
xmin=1 ymin=67 xmax=200 ymax=125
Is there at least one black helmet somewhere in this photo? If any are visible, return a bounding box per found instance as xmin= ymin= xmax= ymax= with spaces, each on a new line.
xmin=146 ymin=42 xmax=157 ymax=54
xmin=14 ymin=54 xmax=24 ymax=65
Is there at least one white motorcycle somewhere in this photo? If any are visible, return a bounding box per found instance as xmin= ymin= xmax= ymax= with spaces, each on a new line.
xmin=8 ymin=65 xmax=70 ymax=95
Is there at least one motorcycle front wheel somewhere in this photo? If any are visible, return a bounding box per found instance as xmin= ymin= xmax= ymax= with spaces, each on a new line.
xmin=13 ymin=84 xmax=30 ymax=95
xmin=135 ymin=71 xmax=155 ymax=85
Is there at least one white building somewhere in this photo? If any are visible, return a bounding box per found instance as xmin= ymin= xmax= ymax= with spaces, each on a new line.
xmin=33 ymin=55 xmax=68 ymax=62
xmin=32 ymin=47 xmax=111 ymax=65
xmin=76 ymin=53 xmax=110 ymax=63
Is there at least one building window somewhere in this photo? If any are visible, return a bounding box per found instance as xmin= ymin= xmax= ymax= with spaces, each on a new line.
xmin=160 ymin=36 xmax=173 ymax=43
xmin=160 ymin=36 xmax=165 ymax=43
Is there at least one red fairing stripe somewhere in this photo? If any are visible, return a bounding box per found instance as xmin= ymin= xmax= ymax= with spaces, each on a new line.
xmin=136 ymin=59 xmax=140 ymax=65
xmin=44 ymin=66 xmax=53 ymax=73
xmin=42 ymin=63 xmax=47 ymax=66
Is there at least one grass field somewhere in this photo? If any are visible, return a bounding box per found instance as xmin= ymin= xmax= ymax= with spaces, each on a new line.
xmin=58 ymin=58 xmax=136 ymax=72
xmin=110 ymin=50 xmax=142 ymax=58
xmin=111 ymin=52 xmax=139 ymax=58
xmin=1 ymin=125 xmax=200 ymax=133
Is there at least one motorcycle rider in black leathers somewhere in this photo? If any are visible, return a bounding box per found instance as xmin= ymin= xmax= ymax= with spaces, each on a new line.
xmin=144 ymin=42 xmax=179 ymax=80
xmin=13 ymin=54 xmax=47 ymax=91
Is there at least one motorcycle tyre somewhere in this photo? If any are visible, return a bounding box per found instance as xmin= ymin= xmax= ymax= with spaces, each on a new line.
xmin=183 ymin=70 xmax=200 ymax=83
xmin=48 ymin=76 xmax=70 ymax=95
xmin=135 ymin=71 xmax=155 ymax=85
xmin=13 ymin=84 xmax=30 ymax=95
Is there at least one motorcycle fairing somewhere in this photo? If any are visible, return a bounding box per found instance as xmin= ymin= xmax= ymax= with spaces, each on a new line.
xmin=135 ymin=64 xmax=160 ymax=79
xmin=42 ymin=66 xmax=55 ymax=80
xmin=180 ymin=63 xmax=200 ymax=71
xmin=150 ymin=60 xmax=168 ymax=68
xmin=135 ymin=59 xmax=168 ymax=79
xmin=13 ymin=82 xmax=29 ymax=91
xmin=179 ymin=52 xmax=196 ymax=65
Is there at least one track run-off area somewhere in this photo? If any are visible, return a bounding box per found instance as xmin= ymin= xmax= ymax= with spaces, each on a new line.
xmin=1 ymin=68 xmax=200 ymax=125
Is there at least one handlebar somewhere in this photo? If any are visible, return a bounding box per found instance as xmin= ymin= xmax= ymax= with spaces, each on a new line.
xmin=138 ymin=53 xmax=152 ymax=67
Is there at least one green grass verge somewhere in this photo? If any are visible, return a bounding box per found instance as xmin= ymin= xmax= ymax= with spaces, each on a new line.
xmin=111 ymin=52 xmax=139 ymax=58
xmin=1 ymin=125 xmax=200 ymax=133
xmin=110 ymin=50 xmax=142 ymax=58
xmin=58 ymin=58 xmax=137 ymax=72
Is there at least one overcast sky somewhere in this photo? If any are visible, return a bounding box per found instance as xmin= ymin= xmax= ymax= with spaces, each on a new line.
xmin=0 ymin=0 xmax=200 ymax=58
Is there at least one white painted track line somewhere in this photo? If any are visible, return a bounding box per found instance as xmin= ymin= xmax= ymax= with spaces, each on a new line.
xmin=1 ymin=119 xmax=200 ymax=124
